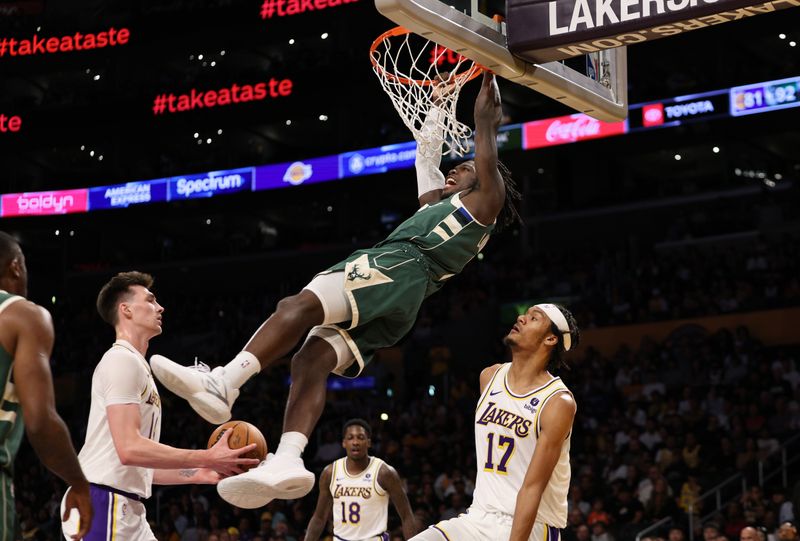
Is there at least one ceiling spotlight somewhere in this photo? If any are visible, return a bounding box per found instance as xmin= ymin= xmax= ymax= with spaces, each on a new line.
xmin=55 ymin=230 xmax=60 ymax=236
xmin=206 ymin=138 xmax=212 ymax=144
xmin=85 ymin=68 xmax=91 ymax=74
xmin=319 ymin=114 xmax=328 ymax=121
xmin=69 ymin=230 xmax=74 ymax=237
xmin=210 ymin=61 xmax=216 ymax=67
xmin=674 ymin=154 xmax=681 ymax=161
xmin=217 ymin=129 xmax=223 ymax=135
xmin=206 ymin=218 xmax=212 ymax=225
xmin=289 ymin=38 xmax=295 ymax=45
xmin=89 ymin=150 xmax=95 ymax=157
xmin=80 ymin=145 xmax=85 ymax=150
xmin=98 ymin=155 xmax=104 ymax=161
xmin=198 ymin=54 xmax=204 ymax=60
xmin=194 ymin=132 xmax=199 ymax=138
xmin=197 ymin=139 xmax=202 ymax=145
xmin=93 ymin=74 xmax=101 ymax=81
xmin=779 ymin=33 xmax=786 ymax=39
xmin=712 ymin=146 xmax=720 ymax=154
xmin=775 ymin=173 xmax=783 ymax=180
xmin=220 ymin=50 xmax=226 ymax=55
xmin=321 ymin=32 xmax=329 ymax=39
xmin=286 ymin=119 xmax=292 ymax=126
xmin=380 ymin=413 xmax=389 ymax=421
xmin=791 ymin=41 xmax=797 ymax=47
xmin=36 ymin=26 xmax=41 ymax=32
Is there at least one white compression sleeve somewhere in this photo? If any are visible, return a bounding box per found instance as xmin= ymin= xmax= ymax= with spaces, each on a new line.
xmin=415 ymin=106 xmax=446 ymax=197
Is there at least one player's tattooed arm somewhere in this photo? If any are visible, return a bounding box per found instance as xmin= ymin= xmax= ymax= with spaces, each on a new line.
xmin=153 ymin=467 xmax=221 ymax=485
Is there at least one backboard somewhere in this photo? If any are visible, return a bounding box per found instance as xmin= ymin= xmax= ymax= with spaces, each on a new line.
xmin=374 ymin=0 xmax=629 ymax=121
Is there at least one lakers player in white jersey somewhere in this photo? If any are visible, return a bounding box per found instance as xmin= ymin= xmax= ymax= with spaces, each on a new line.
xmin=305 ymin=419 xmax=421 ymax=541
xmin=61 ymin=272 xmax=259 ymax=541
xmin=412 ymin=303 xmax=579 ymax=541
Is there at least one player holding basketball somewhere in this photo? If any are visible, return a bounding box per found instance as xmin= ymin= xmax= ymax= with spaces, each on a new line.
xmin=412 ymin=304 xmax=579 ymax=541
xmin=305 ymin=419 xmax=420 ymax=541
xmin=61 ymin=272 xmax=258 ymax=540
xmin=0 ymin=231 xmax=92 ymax=540
xmin=150 ymin=71 xmax=520 ymax=508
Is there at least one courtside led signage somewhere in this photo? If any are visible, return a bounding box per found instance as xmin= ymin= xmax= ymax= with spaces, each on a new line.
xmin=730 ymin=76 xmax=800 ymax=116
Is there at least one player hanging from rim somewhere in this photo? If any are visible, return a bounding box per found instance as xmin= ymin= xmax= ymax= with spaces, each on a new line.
xmin=150 ymin=71 xmax=522 ymax=508
xmin=305 ymin=419 xmax=420 ymax=541
xmin=411 ymin=304 xmax=579 ymax=541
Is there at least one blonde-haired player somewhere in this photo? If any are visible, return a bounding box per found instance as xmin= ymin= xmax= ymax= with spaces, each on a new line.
xmin=412 ymin=303 xmax=579 ymax=541
xmin=305 ymin=419 xmax=420 ymax=541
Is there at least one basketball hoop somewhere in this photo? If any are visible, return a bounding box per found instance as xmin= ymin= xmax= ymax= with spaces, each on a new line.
xmin=370 ymin=26 xmax=483 ymax=157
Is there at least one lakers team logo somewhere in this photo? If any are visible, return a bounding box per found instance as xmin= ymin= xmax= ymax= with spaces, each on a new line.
xmin=333 ymin=485 xmax=373 ymax=499
xmin=477 ymin=401 xmax=532 ymax=438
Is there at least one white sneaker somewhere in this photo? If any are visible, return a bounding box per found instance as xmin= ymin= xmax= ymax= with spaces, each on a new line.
xmin=150 ymin=355 xmax=238 ymax=424
xmin=217 ymin=453 xmax=315 ymax=509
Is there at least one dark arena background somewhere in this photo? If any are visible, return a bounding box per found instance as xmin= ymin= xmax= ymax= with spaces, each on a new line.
xmin=2 ymin=1 xmax=800 ymax=540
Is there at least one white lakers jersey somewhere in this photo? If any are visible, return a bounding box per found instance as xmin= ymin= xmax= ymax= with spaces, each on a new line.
xmin=472 ymin=363 xmax=573 ymax=528
xmin=78 ymin=340 xmax=162 ymax=498
xmin=330 ymin=456 xmax=389 ymax=540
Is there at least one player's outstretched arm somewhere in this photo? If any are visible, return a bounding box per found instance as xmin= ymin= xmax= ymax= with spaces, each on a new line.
xmin=380 ymin=463 xmax=422 ymax=538
xmin=464 ymin=71 xmax=505 ymax=225
xmin=152 ymin=467 xmax=221 ymax=485
xmin=305 ymin=464 xmax=334 ymax=541
xmin=106 ymin=405 xmax=259 ymax=475
xmin=416 ymin=74 xmax=451 ymax=207
xmin=509 ymin=393 xmax=576 ymax=541
xmin=11 ymin=301 xmax=93 ymax=540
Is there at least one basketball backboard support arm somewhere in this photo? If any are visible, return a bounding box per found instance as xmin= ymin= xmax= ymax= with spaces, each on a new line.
xmin=375 ymin=0 xmax=628 ymax=121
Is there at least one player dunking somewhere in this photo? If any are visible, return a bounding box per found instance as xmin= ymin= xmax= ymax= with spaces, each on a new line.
xmin=61 ymin=272 xmax=258 ymax=540
xmin=151 ymin=72 xmax=521 ymax=508
xmin=412 ymin=304 xmax=579 ymax=541
xmin=0 ymin=231 xmax=92 ymax=541
xmin=305 ymin=419 xmax=420 ymax=541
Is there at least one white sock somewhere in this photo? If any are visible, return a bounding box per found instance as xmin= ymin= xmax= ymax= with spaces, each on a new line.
xmin=223 ymin=351 xmax=261 ymax=389
xmin=275 ymin=432 xmax=308 ymax=458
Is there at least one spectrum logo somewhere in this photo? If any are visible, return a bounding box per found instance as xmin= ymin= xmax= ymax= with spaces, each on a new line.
xmin=642 ymin=103 xmax=665 ymax=127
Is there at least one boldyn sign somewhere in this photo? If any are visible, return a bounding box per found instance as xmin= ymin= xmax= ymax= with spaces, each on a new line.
xmin=507 ymin=0 xmax=800 ymax=63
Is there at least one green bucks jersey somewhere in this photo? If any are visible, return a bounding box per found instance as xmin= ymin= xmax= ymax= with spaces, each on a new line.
xmin=376 ymin=191 xmax=494 ymax=281
xmin=0 ymin=291 xmax=24 ymax=473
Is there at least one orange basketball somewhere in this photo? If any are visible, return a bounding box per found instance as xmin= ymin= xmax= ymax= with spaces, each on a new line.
xmin=207 ymin=421 xmax=268 ymax=471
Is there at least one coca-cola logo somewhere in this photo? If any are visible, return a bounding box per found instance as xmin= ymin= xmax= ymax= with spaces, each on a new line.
xmin=1 ymin=190 xmax=88 ymax=217
xmin=545 ymin=116 xmax=602 ymax=142
xmin=642 ymin=103 xmax=665 ymax=127
xmin=523 ymin=113 xmax=626 ymax=150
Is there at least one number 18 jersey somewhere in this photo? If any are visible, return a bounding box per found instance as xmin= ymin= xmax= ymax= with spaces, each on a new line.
xmin=472 ymin=363 xmax=573 ymax=528
xmin=330 ymin=456 xmax=389 ymax=540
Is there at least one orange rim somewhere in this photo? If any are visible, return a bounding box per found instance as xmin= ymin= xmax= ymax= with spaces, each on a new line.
xmin=369 ymin=26 xmax=483 ymax=86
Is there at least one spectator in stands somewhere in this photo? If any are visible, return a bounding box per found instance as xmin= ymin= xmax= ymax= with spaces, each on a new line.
xmin=777 ymin=521 xmax=798 ymax=541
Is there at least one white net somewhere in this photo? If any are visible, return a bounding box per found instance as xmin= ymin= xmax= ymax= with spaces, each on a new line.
xmin=370 ymin=28 xmax=482 ymax=157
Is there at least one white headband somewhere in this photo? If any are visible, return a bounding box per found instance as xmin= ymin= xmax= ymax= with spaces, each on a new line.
xmin=534 ymin=303 xmax=572 ymax=352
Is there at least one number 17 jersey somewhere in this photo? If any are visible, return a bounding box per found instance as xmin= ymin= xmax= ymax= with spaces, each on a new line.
xmin=472 ymin=363 xmax=573 ymax=528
